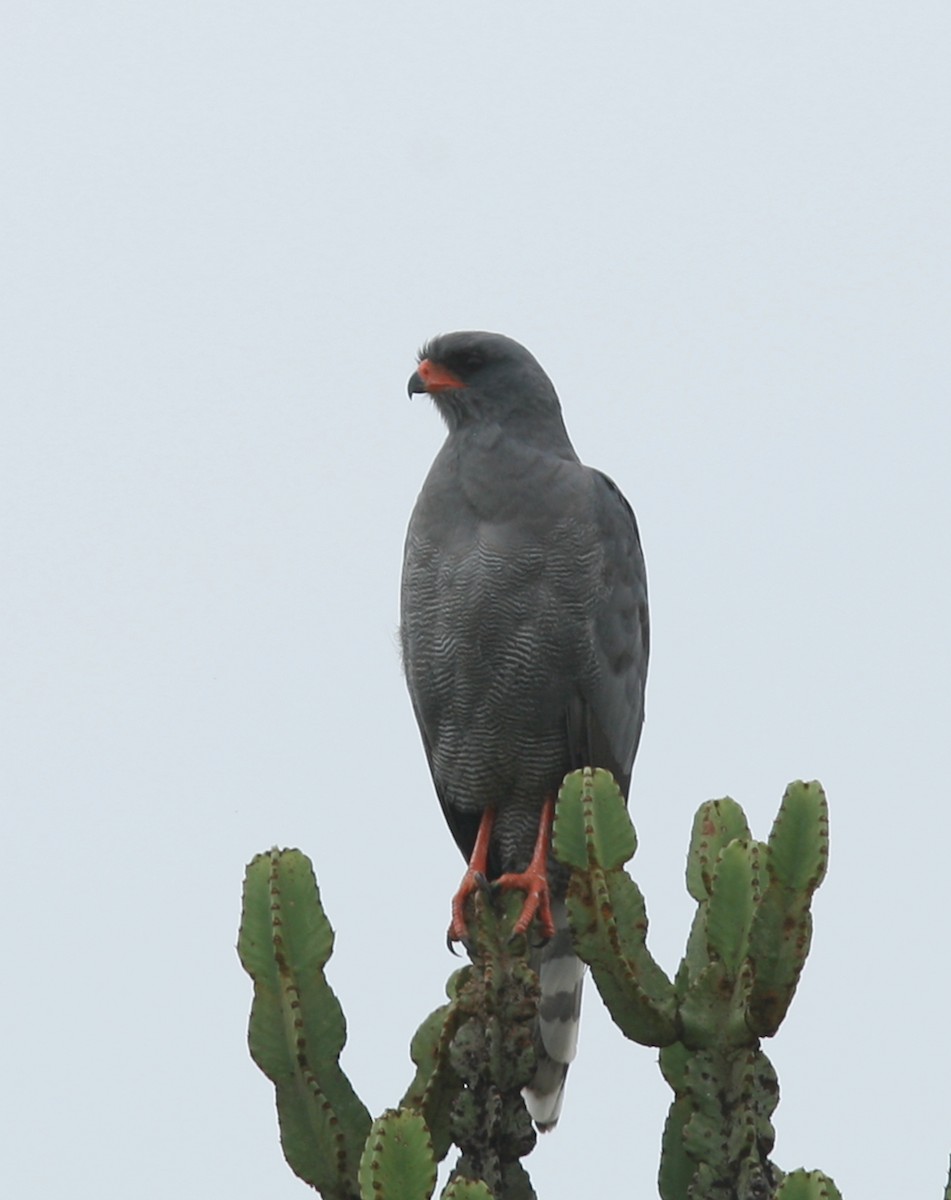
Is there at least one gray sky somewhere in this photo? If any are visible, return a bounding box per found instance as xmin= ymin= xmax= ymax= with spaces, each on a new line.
xmin=3 ymin=3 xmax=949 ymax=1197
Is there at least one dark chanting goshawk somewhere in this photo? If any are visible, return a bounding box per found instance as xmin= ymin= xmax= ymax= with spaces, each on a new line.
xmin=400 ymin=331 xmax=649 ymax=1130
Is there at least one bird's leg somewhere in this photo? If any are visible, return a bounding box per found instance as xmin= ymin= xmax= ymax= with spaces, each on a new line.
xmin=448 ymin=805 xmax=496 ymax=946
xmin=493 ymin=795 xmax=556 ymax=941
xmin=448 ymin=798 xmax=558 ymax=945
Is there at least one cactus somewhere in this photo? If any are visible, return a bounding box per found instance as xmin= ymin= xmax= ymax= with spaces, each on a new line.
xmin=240 ymin=777 xmax=869 ymax=1198
xmin=239 ymin=849 xmax=539 ymax=1199
xmin=553 ymin=767 xmax=678 ymax=1047
xmin=237 ymin=848 xmax=371 ymax=1198
xmin=442 ymin=890 xmax=540 ymax=1200
xmin=552 ymin=771 xmax=834 ymax=1199
xmin=747 ymin=782 xmax=829 ymax=1037
xmin=441 ymin=1179 xmax=496 ymax=1200
xmin=401 ymin=972 xmax=466 ymax=1162
xmin=774 ymin=1170 xmax=843 ymax=1199
xmin=357 ymin=1108 xmax=437 ymax=1200
xmin=399 ymin=892 xmax=540 ymax=1197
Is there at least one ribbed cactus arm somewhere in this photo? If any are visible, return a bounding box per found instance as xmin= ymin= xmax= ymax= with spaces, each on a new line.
xmin=238 ymin=848 xmax=371 ymax=1199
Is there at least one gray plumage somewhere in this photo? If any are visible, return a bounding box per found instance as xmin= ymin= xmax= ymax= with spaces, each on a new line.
xmin=400 ymin=331 xmax=649 ymax=1129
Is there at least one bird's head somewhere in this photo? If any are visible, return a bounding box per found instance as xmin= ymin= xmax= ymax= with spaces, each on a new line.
xmin=407 ymin=331 xmax=565 ymax=436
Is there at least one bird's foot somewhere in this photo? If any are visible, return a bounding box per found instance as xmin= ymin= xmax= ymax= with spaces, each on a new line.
xmin=447 ymin=805 xmax=497 ymax=949
xmin=492 ymin=866 xmax=556 ymax=941
xmin=498 ymin=793 xmax=557 ymax=941
xmin=445 ymin=796 xmax=557 ymax=947
xmin=447 ymin=869 xmax=492 ymax=949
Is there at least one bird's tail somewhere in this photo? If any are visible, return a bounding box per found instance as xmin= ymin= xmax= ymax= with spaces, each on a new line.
xmin=523 ymin=899 xmax=585 ymax=1131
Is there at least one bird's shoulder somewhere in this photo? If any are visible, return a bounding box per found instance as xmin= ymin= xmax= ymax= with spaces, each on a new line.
xmin=588 ymin=469 xmax=646 ymax=575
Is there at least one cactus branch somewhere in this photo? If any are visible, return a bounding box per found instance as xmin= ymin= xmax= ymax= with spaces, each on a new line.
xmin=443 ymin=890 xmax=540 ymax=1200
xmin=238 ymin=848 xmax=371 ymax=1198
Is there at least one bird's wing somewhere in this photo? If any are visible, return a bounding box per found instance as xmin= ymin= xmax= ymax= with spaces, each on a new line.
xmin=566 ymin=469 xmax=650 ymax=799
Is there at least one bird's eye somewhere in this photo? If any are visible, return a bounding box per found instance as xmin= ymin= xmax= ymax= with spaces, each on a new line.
xmin=457 ymin=351 xmax=484 ymax=371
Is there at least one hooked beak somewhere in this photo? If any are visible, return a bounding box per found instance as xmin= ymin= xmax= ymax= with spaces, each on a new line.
xmin=407 ymin=358 xmax=465 ymax=397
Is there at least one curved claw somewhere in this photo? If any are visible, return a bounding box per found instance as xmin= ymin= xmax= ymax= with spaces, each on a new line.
xmin=448 ymin=870 xmax=490 ymax=945
xmin=448 ymin=809 xmax=497 ymax=948
xmin=448 ymin=878 xmax=475 ymax=945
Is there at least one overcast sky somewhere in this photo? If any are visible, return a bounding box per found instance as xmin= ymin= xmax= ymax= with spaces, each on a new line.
xmin=3 ymin=3 xmax=949 ymax=1197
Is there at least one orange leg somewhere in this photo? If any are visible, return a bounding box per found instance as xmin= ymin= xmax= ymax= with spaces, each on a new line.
xmin=494 ymin=796 xmax=556 ymax=940
xmin=448 ymin=805 xmax=496 ymax=945
xmin=448 ymin=797 xmax=557 ymax=945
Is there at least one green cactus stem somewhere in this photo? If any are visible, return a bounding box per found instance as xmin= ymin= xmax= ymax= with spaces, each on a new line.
xmin=441 ymin=1179 xmax=495 ymax=1200
xmin=550 ymin=772 xmax=831 ymax=1199
xmin=747 ymin=782 xmax=830 ymax=1036
xmin=402 ymin=972 xmax=467 ymax=1162
xmin=773 ymin=1169 xmax=843 ymax=1199
xmin=685 ymin=798 xmax=753 ymax=905
xmin=357 ymin=1108 xmax=437 ymax=1200
xmin=238 ymin=848 xmax=371 ymax=1199
xmin=661 ymin=783 xmax=830 ymax=1199
xmin=552 ymin=767 xmax=677 ymax=1047
xmin=443 ymin=889 xmax=540 ymax=1200
xmin=659 ymin=1041 xmax=781 ymax=1199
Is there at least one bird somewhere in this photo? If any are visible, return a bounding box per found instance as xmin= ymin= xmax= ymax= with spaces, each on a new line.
xmin=400 ymin=330 xmax=649 ymax=1130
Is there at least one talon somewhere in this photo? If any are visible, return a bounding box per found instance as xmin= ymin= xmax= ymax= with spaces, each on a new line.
xmin=490 ymin=795 xmax=557 ymax=941
xmin=496 ymin=864 xmax=556 ymax=940
xmin=448 ymin=807 xmax=496 ymax=946
xmin=446 ymin=796 xmax=557 ymax=945
xmin=448 ymin=869 xmax=482 ymax=944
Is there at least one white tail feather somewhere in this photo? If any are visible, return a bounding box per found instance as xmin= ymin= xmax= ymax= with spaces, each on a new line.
xmin=523 ymin=900 xmax=586 ymax=1130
